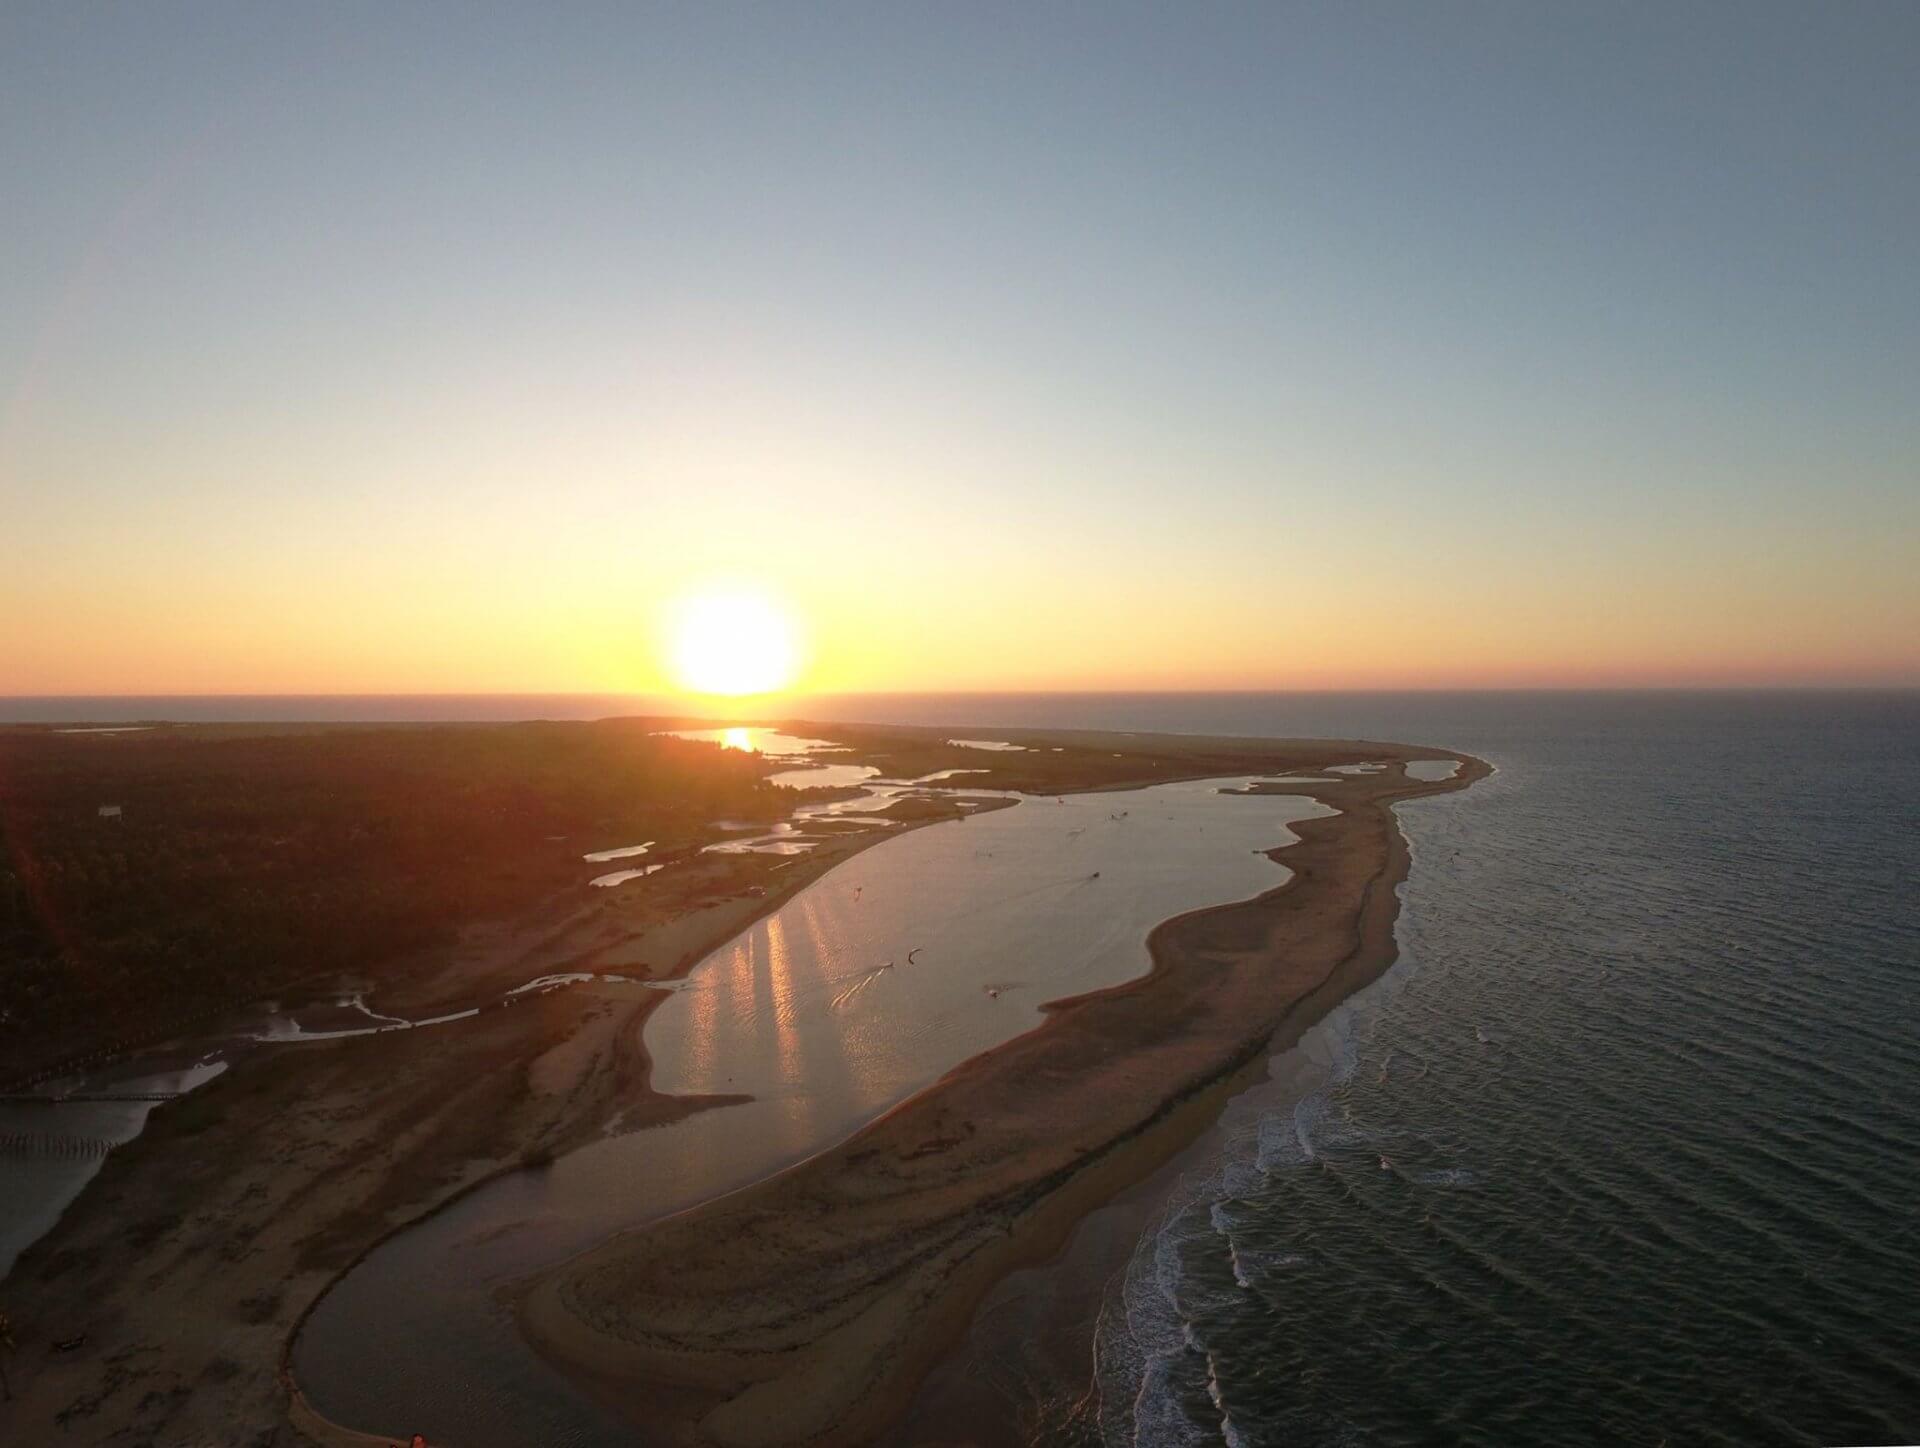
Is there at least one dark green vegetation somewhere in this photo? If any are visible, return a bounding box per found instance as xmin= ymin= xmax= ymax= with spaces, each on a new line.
xmin=0 ymin=721 xmax=788 ymax=1081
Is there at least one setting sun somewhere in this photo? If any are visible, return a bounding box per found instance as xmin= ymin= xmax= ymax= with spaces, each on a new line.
xmin=666 ymin=587 xmax=801 ymax=697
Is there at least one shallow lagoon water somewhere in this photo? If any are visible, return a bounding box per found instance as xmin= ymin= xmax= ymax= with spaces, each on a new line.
xmin=586 ymin=864 xmax=664 ymax=886
xmin=0 ymin=1058 xmax=227 ymax=1278
xmin=701 ymin=837 xmax=818 ymax=855
xmin=292 ymin=777 xmax=1333 ymax=1446
xmin=767 ymin=762 xmax=880 ymax=790
xmin=655 ymin=726 xmax=836 ymax=758
xmin=580 ymin=841 xmax=653 ymax=863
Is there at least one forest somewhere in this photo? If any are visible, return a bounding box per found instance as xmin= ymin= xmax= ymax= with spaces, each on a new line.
xmin=0 ymin=720 xmax=787 ymax=1081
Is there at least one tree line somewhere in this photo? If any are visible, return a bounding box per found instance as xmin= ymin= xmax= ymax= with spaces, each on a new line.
xmin=0 ymin=721 xmax=785 ymax=1082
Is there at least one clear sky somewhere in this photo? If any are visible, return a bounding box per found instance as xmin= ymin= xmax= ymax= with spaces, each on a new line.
xmin=4 ymin=2 xmax=1916 ymax=696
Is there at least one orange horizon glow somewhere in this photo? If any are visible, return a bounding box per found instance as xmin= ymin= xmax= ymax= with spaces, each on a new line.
xmin=2 ymin=631 xmax=1914 ymax=698
xmin=8 ymin=512 xmax=1911 ymax=697
xmin=7 ymin=477 xmax=1915 ymax=698
xmin=3 ymin=570 xmax=1917 ymax=697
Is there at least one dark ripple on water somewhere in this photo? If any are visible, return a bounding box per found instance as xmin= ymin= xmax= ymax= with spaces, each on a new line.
xmin=1095 ymin=696 xmax=1920 ymax=1448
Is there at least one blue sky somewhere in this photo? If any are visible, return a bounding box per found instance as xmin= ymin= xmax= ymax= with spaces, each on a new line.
xmin=4 ymin=2 xmax=1916 ymax=691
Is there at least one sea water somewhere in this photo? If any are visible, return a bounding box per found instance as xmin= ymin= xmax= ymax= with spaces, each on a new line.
xmin=904 ymin=692 xmax=1920 ymax=1448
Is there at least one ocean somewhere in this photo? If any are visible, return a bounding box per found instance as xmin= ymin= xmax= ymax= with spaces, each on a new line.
xmin=10 ymin=690 xmax=1917 ymax=1444
xmin=918 ymin=691 xmax=1920 ymax=1448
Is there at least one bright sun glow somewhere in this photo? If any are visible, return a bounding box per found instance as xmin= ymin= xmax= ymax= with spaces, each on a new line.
xmin=667 ymin=588 xmax=801 ymax=696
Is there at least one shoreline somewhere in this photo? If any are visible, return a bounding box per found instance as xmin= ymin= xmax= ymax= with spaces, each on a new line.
xmin=894 ymin=762 xmax=1491 ymax=1445
xmin=519 ymin=751 xmax=1490 ymax=1448
xmin=0 ymin=724 xmax=1482 ymax=1448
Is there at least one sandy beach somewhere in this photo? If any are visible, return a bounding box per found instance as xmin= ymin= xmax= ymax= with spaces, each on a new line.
xmin=520 ymin=749 xmax=1490 ymax=1448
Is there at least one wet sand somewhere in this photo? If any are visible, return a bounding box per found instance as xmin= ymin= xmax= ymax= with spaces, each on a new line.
xmin=521 ymin=752 xmax=1490 ymax=1448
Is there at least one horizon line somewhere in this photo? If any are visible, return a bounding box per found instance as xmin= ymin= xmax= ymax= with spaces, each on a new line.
xmin=4 ymin=684 xmax=1917 ymax=702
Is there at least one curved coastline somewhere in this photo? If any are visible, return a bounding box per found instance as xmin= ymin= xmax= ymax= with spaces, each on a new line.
xmin=273 ymin=796 xmax=1014 ymax=1448
xmin=517 ymin=751 xmax=1491 ymax=1448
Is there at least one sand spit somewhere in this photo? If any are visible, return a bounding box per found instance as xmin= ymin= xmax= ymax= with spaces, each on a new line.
xmin=0 ymin=722 xmax=1479 ymax=1448
xmin=522 ymin=752 xmax=1490 ymax=1448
